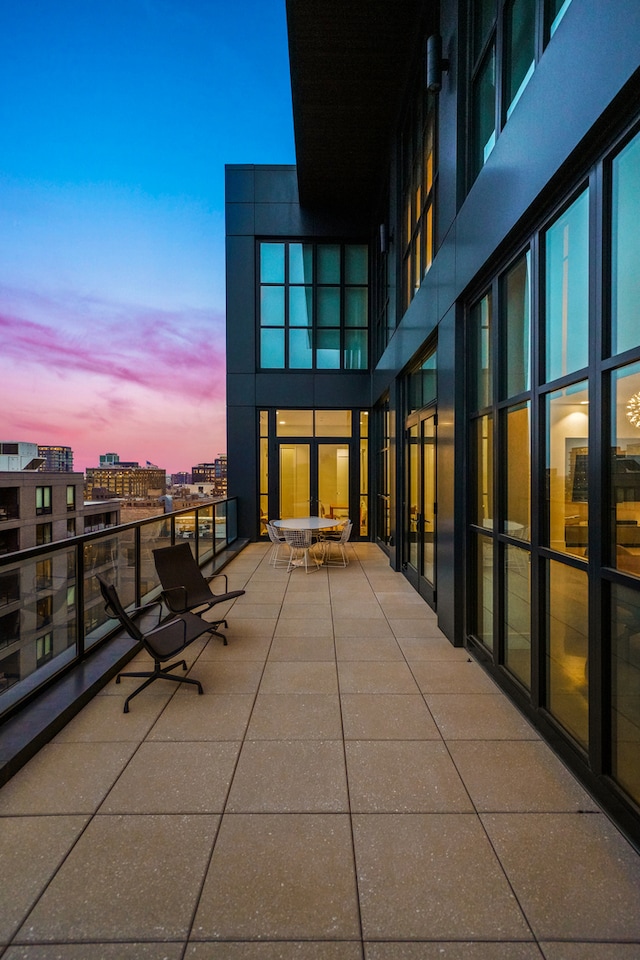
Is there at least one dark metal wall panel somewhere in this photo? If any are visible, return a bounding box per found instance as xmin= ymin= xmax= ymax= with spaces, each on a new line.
xmin=225 ymin=235 xmax=256 ymax=374
xmin=226 ymin=404 xmax=258 ymax=541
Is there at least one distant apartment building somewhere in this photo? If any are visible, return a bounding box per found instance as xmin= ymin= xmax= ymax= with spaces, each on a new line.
xmin=99 ymin=453 xmax=140 ymax=468
xmin=38 ymin=445 xmax=74 ymax=473
xmin=84 ymin=466 xmax=166 ymax=501
xmin=192 ymin=456 xmax=227 ymax=496
xmin=0 ymin=470 xmax=121 ymax=693
xmin=171 ymin=472 xmax=192 ymax=486
xmin=0 ymin=471 xmax=120 ymax=555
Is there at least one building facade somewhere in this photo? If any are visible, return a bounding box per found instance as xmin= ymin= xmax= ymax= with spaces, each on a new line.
xmin=84 ymin=466 xmax=166 ymax=501
xmin=0 ymin=471 xmax=120 ymax=695
xmin=38 ymin=445 xmax=74 ymax=472
xmin=226 ymin=0 xmax=640 ymax=842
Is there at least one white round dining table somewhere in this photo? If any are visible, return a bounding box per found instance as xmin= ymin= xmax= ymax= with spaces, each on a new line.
xmin=272 ymin=516 xmax=342 ymax=531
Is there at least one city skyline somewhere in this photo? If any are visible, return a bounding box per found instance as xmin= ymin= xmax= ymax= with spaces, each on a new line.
xmin=0 ymin=0 xmax=295 ymax=473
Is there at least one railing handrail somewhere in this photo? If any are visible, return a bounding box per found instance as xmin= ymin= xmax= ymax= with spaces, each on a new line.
xmin=0 ymin=497 xmax=229 ymax=569
xmin=0 ymin=496 xmax=239 ymax=722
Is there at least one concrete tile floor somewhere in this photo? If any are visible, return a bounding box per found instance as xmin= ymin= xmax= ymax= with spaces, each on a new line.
xmin=2 ymin=542 xmax=640 ymax=959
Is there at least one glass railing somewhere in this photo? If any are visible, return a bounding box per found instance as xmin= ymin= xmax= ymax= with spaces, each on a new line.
xmin=0 ymin=497 xmax=238 ymax=720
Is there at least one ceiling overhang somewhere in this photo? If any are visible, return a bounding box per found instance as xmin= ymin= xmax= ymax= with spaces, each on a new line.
xmin=285 ymin=0 xmax=433 ymax=220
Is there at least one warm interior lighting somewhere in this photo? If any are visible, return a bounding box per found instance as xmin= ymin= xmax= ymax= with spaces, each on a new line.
xmin=626 ymin=392 xmax=640 ymax=428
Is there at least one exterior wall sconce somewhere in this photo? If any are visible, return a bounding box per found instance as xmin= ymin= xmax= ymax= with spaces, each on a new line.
xmin=426 ymin=34 xmax=450 ymax=92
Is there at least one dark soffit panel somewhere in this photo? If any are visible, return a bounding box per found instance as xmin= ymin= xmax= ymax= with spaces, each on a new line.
xmin=285 ymin=0 xmax=434 ymax=218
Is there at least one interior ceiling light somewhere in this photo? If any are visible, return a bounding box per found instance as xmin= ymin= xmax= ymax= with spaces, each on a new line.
xmin=626 ymin=392 xmax=640 ymax=428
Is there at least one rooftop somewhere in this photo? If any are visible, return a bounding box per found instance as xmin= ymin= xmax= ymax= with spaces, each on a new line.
xmin=2 ymin=541 xmax=640 ymax=955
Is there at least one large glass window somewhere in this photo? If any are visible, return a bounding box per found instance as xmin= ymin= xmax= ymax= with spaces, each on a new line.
xmin=546 ymin=559 xmax=588 ymax=748
xmin=546 ymin=382 xmax=589 ymax=557
xmin=547 ymin=0 xmax=573 ymax=38
xmin=544 ymin=190 xmax=589 ymax=382
xmin=612 ymin=362 xmax=640 ymax=576
xmin=470 ymin=292 xmax=492 ymax=411
xmin=611 ymin=131 xmax=640 ymax=357
xmin=472 ymin=534 xmax=494 ymax=651
xmin=259 ymin=242 xmax=368 ymax=371
xmin=504 ymin=0 xmax=536 ymax=121
xmin=505 ymin=402 xmax=531 ymax=539
xmin=473 ymin=415 xmax=494 ymax=528
xmin=35 ymin=486 xmax=52 ymax=516
xmin=504 ymin=543 xmax=531 ymax=688
xmin=611 ymin=582 xmax=640 ymax=805
xmin=401 ymin=79 xmax=436 ymax=309
xmin=472 ymin=45 xmax=497 ymax=180
xmin=503 ymin=252 xmax=531 ymax=398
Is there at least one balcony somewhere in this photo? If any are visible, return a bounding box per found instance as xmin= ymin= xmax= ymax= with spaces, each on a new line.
xmin=1 ymin=539 xmax=640 ymax=952
xmin=0 ymin=498 xmax=241 ymax=742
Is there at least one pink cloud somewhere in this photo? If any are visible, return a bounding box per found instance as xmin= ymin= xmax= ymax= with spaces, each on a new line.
xmin=0 ymin=285 xmax=228 ymax=472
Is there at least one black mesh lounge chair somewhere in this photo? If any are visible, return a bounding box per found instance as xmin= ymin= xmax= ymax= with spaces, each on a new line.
xmin=153 ymin=542 xmax=245 ymax=645
xmin=97 ymin=573 xmax=210 ymax=713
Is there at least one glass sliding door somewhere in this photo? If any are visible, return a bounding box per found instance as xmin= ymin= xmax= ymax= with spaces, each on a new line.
xmin=279 ymin=444 xmax=311 ymax=518
xmin=265 ymin=408 xmax=364 ymax=533
xmin=406 ymin=407 xmax=437 ymax=606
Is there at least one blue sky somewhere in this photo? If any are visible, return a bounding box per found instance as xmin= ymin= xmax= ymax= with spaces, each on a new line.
xmin=0 ymin=0 xmax=295 ymax=472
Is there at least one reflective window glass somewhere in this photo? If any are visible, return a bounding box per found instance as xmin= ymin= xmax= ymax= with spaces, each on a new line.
xmin=317 ymin=330 xmax=341 ymax=369
xmin=289 ymin=243 xmax=313 ymax=284
xmin=260 ymin=287 xmax=284 ymax=326
xmin=611 ymin=582 xmax=640 ymax=805
xmin=472 ymin=45 xmax=496 ymax=178
xmin=611 ymin=361 xmax=640 ymax=576
xmin=505 ymin=0 xmax=536 ymax=121
xmin=344 ymin=288 xmax=368 ymax=327
xmin=505 ymin=402 xmax=530 ymax=539
xmin=546 ymin=559 xmax=588 ymax=747
xmin=547 ymin=0 xmax=573 ymax=38
xmin=503 ymin=252 xmax=531 ymax=398
xmin=470 ymin=292 xmax=492 ymax=411
xmin=289 ymin=329 xmax=313 ymax=369
xmin=545 ymin=191 xmax=589 ymax=382
xmin=474 ymin=0 xmax=496 ymax=60
xmin=344 ymin=330 xmax=367 ymax=370
xmin=546 ymin=382 xmax=589 ymax=557
xmin=260 ymin=243 xmax=285 ymax=283
xmin=345 ymin=245 xmax=368 ymax=284
xmin=505 ymin=543 xmax=531 ymax=688
xmin=317 ymin=288 xmax=340 ymax=327
xmin=611 ymin=131 xmax=640 ymax=356
xmin=473 ymin=534 xmax=494 ymax=651
xmin=289 ymin=287 xmax=312 ymax=327
xmin=473 ymin=415 xmax=494 ymax=528
xmin=260 ymin=329 xmax=284 ymax=368
xmin=317 ymin=245 xmax=341 ymax=283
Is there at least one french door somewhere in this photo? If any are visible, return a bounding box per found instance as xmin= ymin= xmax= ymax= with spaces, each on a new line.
xmin=405 ymin=406 xmax=437 ymax=605
xmin=278 ymin=441 xmax=352 ymax=522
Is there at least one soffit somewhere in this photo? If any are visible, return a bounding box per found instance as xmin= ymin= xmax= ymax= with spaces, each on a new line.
xmin=285 ymin=0 xmax=433 ymax=219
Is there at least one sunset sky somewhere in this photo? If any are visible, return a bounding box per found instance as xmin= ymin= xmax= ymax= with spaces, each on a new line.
xmin=0 ymin=0 xmax=295 ymax=473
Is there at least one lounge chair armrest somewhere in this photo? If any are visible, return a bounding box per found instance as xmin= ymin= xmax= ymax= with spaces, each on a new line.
xmin=161 ymin=585 xmax=189 ymax=611
xmin=205 ymin=572 xmax=228 ymax=592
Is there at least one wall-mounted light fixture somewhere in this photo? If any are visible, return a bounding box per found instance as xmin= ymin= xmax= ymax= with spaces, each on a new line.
xmin=426 ymin=34 xmax=450 ymax=93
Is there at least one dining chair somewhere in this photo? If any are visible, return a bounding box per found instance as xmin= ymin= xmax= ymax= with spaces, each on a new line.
xmin=283 ymin=527 xmax=321 ymax=573
xmin=266 ymin=521 xmax=288 ymax=567
xmin=323 ymin=519 xmax=353 ymax=566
